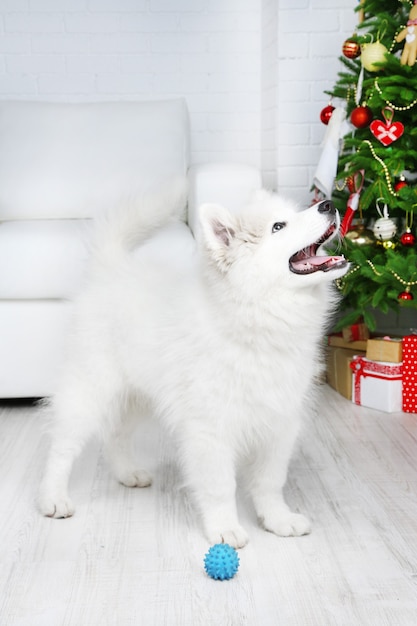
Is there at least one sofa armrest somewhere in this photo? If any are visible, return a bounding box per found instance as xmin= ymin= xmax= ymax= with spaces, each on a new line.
xmin=0 ymin=99 xmax=189 ymax=220
xmin=187 ymin=163 xmax=262 ymax=239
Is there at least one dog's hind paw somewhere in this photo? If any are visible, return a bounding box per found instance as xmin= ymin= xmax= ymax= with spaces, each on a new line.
xmin=262 ymin=512 xmax=311 ymax=537
xmin=206 ymin=524 xmax=249 ymax=549
xmin=38 ymin=495 xmax=75 ymax=519
xmin=117 ymin=469 xmax=152 ymax=488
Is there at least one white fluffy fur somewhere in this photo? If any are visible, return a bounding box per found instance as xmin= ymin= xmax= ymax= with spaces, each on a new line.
xmin=38 ymin=181 xmax=348 ymax=549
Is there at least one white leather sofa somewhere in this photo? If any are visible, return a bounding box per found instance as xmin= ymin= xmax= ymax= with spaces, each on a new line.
xmin=0 ymin=98 xmax=261 ymax=398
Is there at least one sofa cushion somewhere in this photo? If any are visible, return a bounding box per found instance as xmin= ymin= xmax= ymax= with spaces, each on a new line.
xmin=0 ymin=219 xmax=196 ymax=300
xmin=0 ymin=299 xmax=72 ymax=397
xmin=187 ymin=163 xmax=262 ymax=239
xmin=0 ymin=98 xmax=190 ymax=220
xmin=0 ymin=219 xmax=91 ymax=299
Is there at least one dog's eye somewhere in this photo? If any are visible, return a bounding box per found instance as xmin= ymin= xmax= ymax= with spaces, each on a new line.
xmin=272 ymin=222 xmax=286 ymax=233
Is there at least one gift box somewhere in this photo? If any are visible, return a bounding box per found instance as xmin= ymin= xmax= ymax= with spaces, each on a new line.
xmin=328 ymin=333 xmax=368 ymax=352
xmin=366 ymin=337 xmax=403 ymax=363
xmin=402 ymin=335 xmax=417 ymax=413
xmin=350 ymin=356 xmax=403 ymax=413
xmin=342 ymin=322 xmax=370 ymax=343
xmin=326 ymin=346 xmax=366 ymax=400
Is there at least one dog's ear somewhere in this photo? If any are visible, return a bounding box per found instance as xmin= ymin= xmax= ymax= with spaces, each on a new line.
xmin=199 ymin=203 xmax=237 ymax=249
xmin=198 ymin=204 xmax=238 ymax=271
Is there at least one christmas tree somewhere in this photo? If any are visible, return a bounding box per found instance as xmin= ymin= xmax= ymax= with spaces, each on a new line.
xmin=315 ymin=0 xmax=417 ymax=331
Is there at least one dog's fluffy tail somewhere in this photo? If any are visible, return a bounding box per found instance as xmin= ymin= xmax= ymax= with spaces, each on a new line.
xmin=90 ymin=177 xmax=188 ymax=267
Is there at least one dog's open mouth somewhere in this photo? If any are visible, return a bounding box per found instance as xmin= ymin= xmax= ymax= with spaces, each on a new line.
xmin=289 ymin=223 xmax=347 ymax=275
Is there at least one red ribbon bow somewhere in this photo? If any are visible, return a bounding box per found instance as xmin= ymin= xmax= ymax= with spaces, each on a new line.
xmin=350 ymin=356 xmax=403 ymax=406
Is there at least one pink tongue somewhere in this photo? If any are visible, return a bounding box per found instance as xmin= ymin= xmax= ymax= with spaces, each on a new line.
xmin=292 ymin=255 xmax=338 ymax=271
xmin=309 ymin=255 xmax=333 ymax=266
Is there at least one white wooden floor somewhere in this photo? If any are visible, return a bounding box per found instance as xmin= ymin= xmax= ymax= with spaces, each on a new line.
xmin=1 ymin=384 xmax=417 ymax=626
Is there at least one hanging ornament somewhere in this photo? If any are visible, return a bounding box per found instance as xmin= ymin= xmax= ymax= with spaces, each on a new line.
xmin=320 ymin=104 xmax=335 ymax=125
xmin=349 ymin=62 xmax=368 ymax=126
xmin=394 ymin=175 xmax=408 ymax=192
xmin=398 ymin=288 xmax=414 ymax=301
xmin=343 ymin=37 xmax=361 ymax=59
xmin=361 ymin=41 xmax=388 ymax=71
xmin=396 ymin=2 xmax=417 ymax=66
xmin=345 ymin=221 xmax=375 ymax=246
xmin=350 ymin=105 xmax=373 ymax=128
xmin=400 ymin=212 xmax=416 ymax=246
xmin=370 ymin=107 xmax=404 ymax=146
xmin=340 ymin=170 xmax=365 ymax=237
xmin=372 ymin=199 xmax=397 ymax=241
xmin=379 ymin=239 xmax=397 ymax=250
xmin=401 ymin=230 xmax=416 ymax=246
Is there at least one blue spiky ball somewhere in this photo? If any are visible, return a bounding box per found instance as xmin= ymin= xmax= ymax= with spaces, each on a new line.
xmin=204 ymin=543 xmax=240 ymax=580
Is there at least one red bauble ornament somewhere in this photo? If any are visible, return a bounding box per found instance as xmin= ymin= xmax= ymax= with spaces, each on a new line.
xmin=320 ymin=104 xmax=335 ymax=125
xmin=398 ymin=289 xmax=414 ymax=301
xmin=350 ymin=105 xmax=373 ymax=128
xmin=343 ymin=38 xmax=361 ymax=59
xmin=400 ymin=230 xmax=416 ymax=246
xmin=394 ymin=176 xmax=407 ymax=192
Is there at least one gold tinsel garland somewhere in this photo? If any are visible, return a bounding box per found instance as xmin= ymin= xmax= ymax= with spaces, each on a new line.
xmin=336 ymin=260 xmax=417 ymax=294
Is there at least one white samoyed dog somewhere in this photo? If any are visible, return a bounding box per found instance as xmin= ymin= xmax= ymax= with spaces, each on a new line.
xmin=38 ymin=180 xmax=348 ymax=548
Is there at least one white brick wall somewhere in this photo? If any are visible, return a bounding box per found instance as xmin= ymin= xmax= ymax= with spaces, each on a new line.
xmin=0 ymin=0 xmax=261 ymax=169
xmin=261 ymin=0 xmax=277 ymax=190
xmin=273 ymin=0 xmax=358 ymax=204
xmin=0 ymin=0 xmax=358 ymax=205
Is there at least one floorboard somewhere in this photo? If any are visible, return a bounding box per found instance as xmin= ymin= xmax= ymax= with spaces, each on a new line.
xmin=0 ymin=385 xmax=416 ymax=626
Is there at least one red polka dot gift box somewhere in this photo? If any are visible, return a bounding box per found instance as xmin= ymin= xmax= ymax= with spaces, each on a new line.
xmin=402 ymin=335 xmax=417 ymax=414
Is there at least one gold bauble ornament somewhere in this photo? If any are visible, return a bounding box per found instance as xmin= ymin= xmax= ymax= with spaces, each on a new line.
xmin=376 ymin=239 xmax=397 ymax=250
xmin=345 ymin=223 xmax=375 ymax=246
xmin=361 ymin=42 xmax=388 ymax=71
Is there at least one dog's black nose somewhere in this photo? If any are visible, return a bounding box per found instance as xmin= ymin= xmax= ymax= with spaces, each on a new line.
xmin=318 ymin=200 xmax=335 ymax=215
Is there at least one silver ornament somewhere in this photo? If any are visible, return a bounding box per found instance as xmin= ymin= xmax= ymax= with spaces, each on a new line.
xmin=372 ymin=200 xmax=397 ymax=241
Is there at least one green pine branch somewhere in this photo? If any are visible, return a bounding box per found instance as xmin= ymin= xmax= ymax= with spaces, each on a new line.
xmin=323 ymin=0 xmax=417 ymax=330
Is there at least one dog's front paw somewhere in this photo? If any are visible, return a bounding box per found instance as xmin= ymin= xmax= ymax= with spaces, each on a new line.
xmin=38 ymin=494 xmax=75 ymax=519
xmin=262 ymin=512 xmax=311 ymax=537
xmin=206 ymin=524 xmax=249 ymax=549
